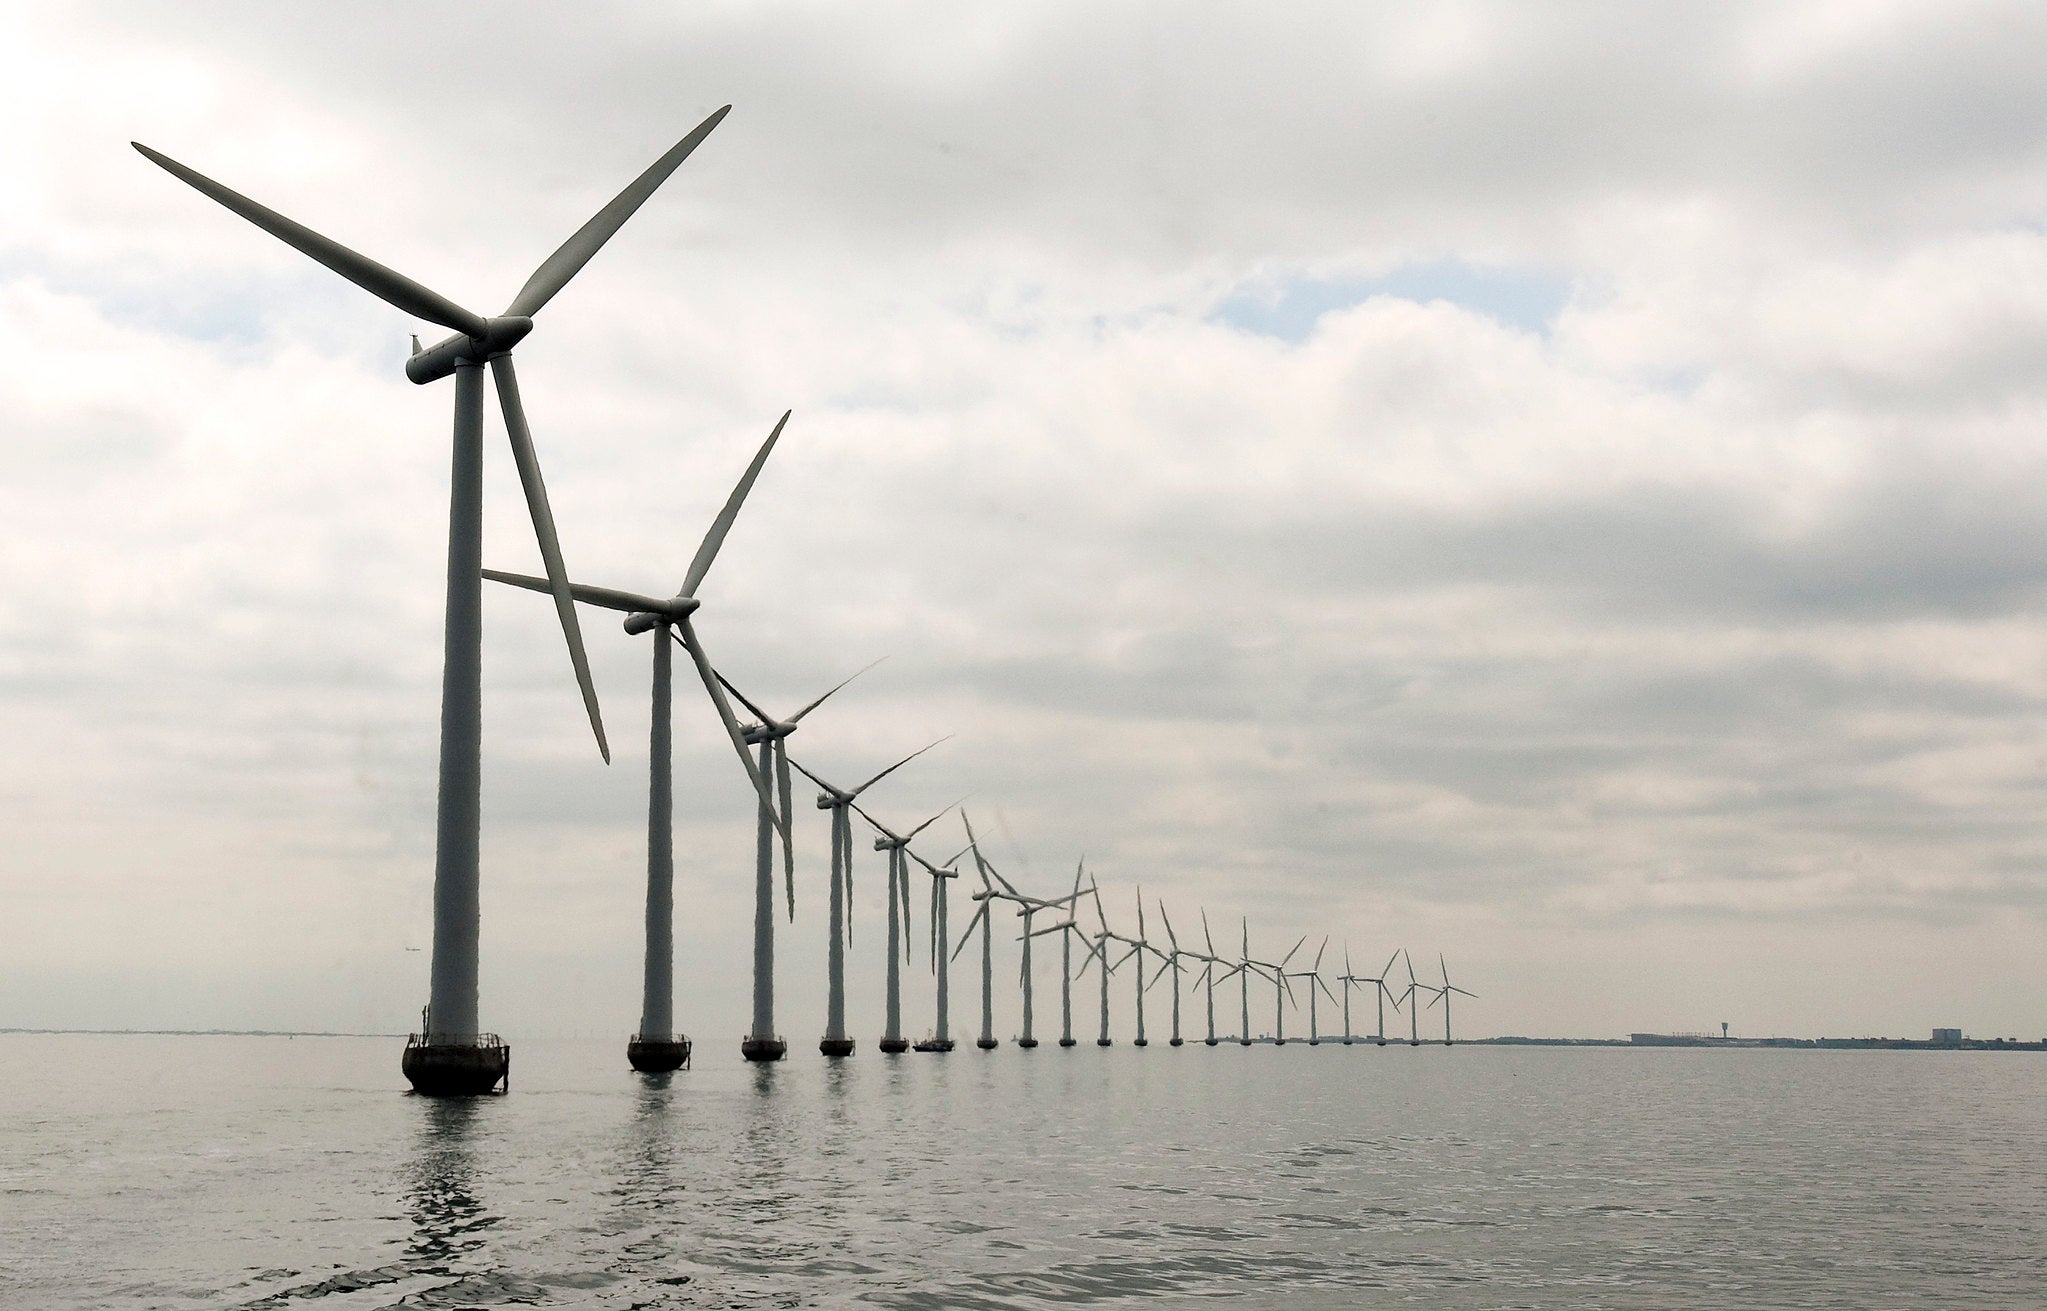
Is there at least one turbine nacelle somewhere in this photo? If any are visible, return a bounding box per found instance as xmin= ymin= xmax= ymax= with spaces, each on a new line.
xmin=404 ymin=316 xmax=536 ymax=383
xmin=622 ymin=596 xmax=700 ymax=635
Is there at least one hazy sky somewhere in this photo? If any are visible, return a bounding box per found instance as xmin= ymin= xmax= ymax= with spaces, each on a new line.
xmin=6 ymin=2 xmax=2047 ymax=1043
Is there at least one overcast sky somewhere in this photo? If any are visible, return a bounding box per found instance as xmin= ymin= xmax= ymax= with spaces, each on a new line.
xmin=5 ymin=2 xmax=2047 ymax=1044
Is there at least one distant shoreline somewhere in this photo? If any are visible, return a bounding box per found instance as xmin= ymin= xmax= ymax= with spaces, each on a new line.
xmin=0 ymin=1028 xmax=404 ymax=1039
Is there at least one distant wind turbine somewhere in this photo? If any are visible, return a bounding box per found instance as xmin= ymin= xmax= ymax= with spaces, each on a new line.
xmin=1196 ymin=910 xmax=1243 ymax=1046
xmin=1426 ymin=954 xmax=1477 ymax=1046
xmin=909 ymin=844 xmax=967 ymax=1052
xmin=1146 ymin=902 xmax=1196 ymax=1046
xmin=950 ymin=811 xmax=1004 ymax=1050
xmin=486 ymin=415 xmax=791 ymax=1074
xmin=1282 ymin=937 xmax=1338 ymax=1046
xmin=137 ymin=108 xmax=734 ymax=1095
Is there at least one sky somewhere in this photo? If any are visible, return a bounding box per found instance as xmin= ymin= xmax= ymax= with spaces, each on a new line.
xmin=5 ymin=2 xmax=2047 ymax=1044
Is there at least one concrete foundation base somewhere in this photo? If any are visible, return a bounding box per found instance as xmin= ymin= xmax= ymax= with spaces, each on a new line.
xmin=402 ymin=1037 xmax=509 ymax=1096
xmin=912 ymin=1038 xmax=954 ymax=1052
xmin=1017 ymin=1037 xmax=1038 ymax=1049
xmin=976 ymin=1037 xmax=999 ymax=1050
xmin=1274 ymin=1038 xmax=1288 ymax=1046
xmin=1239 ymin=1039 xmax=1253 ymax=1046
xmin=1204 ymin=1038 xmax=1218 ymax=1046
xmin=819 ymin=1037 xmax=856 ymax=1058
xmin=1170 ymin=1037 xmax=1184 ymax=1047
xmin=1096 ymin=1037 xmax=1112 ymax=1047
xmin=1134 ymin=1038 xmax=1149 ymax=1047
xmin=878 ymin=1037 xmax=910 ymax=1053
xmin=1058 ymin=1037 xmax=1077 ymax=1047
xmin=741 ymin=1035 xmax=787 ymax=1062
xmin=1308 ymin=1038 xmax=1320 ymax=1047
xmin=627 ymin=1035 xmax=691 ymax=1072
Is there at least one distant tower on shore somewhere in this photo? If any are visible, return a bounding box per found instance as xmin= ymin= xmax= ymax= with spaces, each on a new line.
xmin=1721 ymin=1021 xmax=1730 ymax=1040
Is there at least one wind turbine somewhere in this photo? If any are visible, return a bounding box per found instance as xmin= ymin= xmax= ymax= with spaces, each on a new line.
xmin=1238 ymin=918 xmax=1256 ymax=1046
xmin=1336 ymin=945 xmax=1361 ymax=1044
xmin=485 ymin=416 xmax=789 ymax=1073
xmin=1195 ymin=910 xmax=1243 ymax=1046
xmin=137 ymin=109 xmax=735 ymax=1094
xmin=1145 ymin=901 xmax=1196 ymax=1047
xmin=1358 ymin=951 xmax=1403 ymax=1046
xmin=1401 ymin=951 xmax=1424 ymax=1046
xmin=949 ymin=812 xmax=1005 ymax=1050
xmin=1024 ymin=860 xmax=1091 ymax=1047
xmin=909 ymin=844 xmax=966 ymax=1052
xmin=1081 ymin=877 xmax=1123 ymax=1046
xmin=854 ymin=800 xmax=959 ymax=1053
xmin=1282 ymin=938 xmax=1338 ymax=1046
xmin=713 ymin=661 xmax=880 ymax=1062
xmin=1426 ymin=954 xmax=1477 ymax=1046
xmin=1107 ymin=890 xmax=1170 ymax=1047
xmin=1249 ymin=934 xmax=1305 ymax=1045
xmin=791 ymin=743 xmax=946 ymax=1057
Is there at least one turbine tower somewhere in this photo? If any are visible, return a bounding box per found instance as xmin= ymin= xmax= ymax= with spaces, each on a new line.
xmin=1335 ymin=945 xmax=1360 ymax=1044
xmin=1401 ymin=951 xmax=1424 ymax=1046
xmin=136 ymin=109 xmax=734 ymax=1095
xmin=1426 ymin=954 xmax=1477 ymax=1045
xmin=792 ymin=743 xmax=946 ymax=1057
xmin=1248 ymin=934 xmax=1304 ymax=1046
xmin=854 ymin=800 xmax=958 ymax=1053
xmin=486 ymin=415 xmax=791 ymax=1073
xmin=716 ymin=661 xmax=882 ymax=1062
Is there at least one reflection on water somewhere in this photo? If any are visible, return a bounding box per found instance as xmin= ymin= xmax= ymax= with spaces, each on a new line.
xmin=10 ymin=1039 xmax=2047 ymax=1309
xmin=404 ymin=1099 xmax=497 ymax=1276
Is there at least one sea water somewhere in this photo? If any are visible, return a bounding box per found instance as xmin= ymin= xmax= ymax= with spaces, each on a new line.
xmin=4 ymin=1034 xmax=2042 ymax=1308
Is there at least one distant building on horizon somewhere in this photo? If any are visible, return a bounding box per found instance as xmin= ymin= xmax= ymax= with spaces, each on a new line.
xmin=1931 ymin=1027 xmax=1962 ymax=1043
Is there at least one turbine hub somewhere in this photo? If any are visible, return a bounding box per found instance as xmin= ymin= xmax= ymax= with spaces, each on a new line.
xmin=404 ymin=316 xmax=535 ymax=384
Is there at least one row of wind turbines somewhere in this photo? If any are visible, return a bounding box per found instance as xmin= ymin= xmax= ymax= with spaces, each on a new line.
xmin=132 ymin=105 xmax=1472 ymax=1094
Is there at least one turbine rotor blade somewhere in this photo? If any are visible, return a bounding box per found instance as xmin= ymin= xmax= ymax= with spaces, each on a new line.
xmin=484 ymin=569 xmax=669 ymax=615
xmin=853 ymin=736 xmax=950 ymax=797
xmin=132 ymin=142 xmax=489 ymax=338
xmin=505 ymin=106 xmax=733 ymax=318
xmin=788 ymin=656 xmax=887 ymax=725
xmin=490 ymin=355 xmax=607 ymax=762
xmin=711 ymin=670 xmax=777 ymax=727
xmin=674 ymin=620 xmax=782 ymax=834
xmin=680 ymin=410 xmax=789 ymax=599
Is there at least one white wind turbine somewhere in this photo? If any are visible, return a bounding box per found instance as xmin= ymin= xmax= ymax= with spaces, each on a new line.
xmin=1079 ymin=878 xmax=1124 ymax=1046
xmin=1246 ymin=931 xmax=1305 ymax=1045
xmin=909 ymin=843 xmax=968 ymax=1052
xmin=1023 ymin=860 xmax=1091 ymax=1047
xmin=1107 ymin=890 xmax=1170 ymax=1047
xmin=1144 ymin=902 xmax=1197 ymax=1047
xmin=137 ymin=109 xmax=735 ymax=1095
xmin=1195 ymin=910 xmax=1245 ymax=1047
xmin=1426 ymin=954 xmax=1478 ymax=1046
xmin=790 ymin=743 xmax=946 ymax=1057
xmin=853 ymin=800 xmax=959 ymax=1053
xmin=1357 ymin=951 xmax=1404 ymax=1046
xmin=948 ymin=812 xmax=1005 ymax=1051
xmin=485 ymin=417 xmax=790 ymax=1074
xmin=1282 ymin=937 xmax=1339 ymax=1046
xmin=712 ymin=661 xmax=881 ymax=1062
xmin=1400 ymin=950 xmax=1425 ymax=1046
xmin=1336 ymin=945 xmax=1362 ymax=1044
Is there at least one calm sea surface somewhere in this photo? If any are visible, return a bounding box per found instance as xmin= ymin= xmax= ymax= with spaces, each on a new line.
xmin=4 ymin=1035 xmax=2042 ymax=1309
